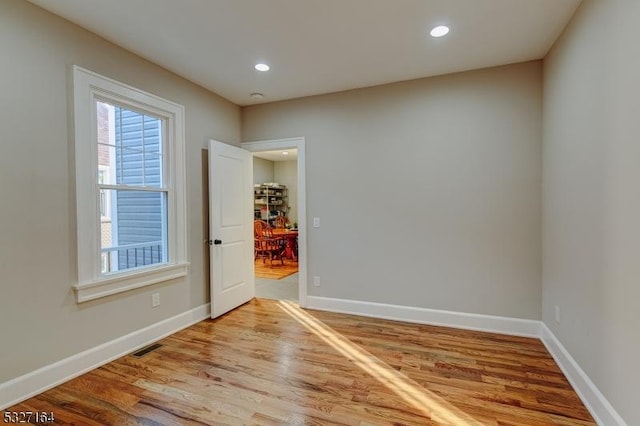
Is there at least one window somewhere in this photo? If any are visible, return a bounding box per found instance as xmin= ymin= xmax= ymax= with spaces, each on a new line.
xmin=73 ymin=66 xmax=188 ymax=302
xmin=96 ymin=101 xmax=167 ymax=275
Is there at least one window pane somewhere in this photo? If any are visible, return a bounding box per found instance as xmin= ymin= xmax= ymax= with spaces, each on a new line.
xmin=116 ymin=147 xmax=144 ymax=186
xmin=100 ymin=189 xmax=168 ymax=274
xmin=96 ymin=100 xmax=164 ymax=188
xmin=143 ymin=152 xmax=163 ymax=187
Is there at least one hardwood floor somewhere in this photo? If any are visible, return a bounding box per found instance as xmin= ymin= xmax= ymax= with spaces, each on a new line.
xmin=255 ymin=258 xmax=298 ymax=280
xmin=9 ymin=299 xmax=595 ymax=425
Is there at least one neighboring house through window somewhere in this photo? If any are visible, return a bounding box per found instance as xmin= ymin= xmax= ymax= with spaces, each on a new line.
xmin=73 ymin=66 xmax=188 ymax=302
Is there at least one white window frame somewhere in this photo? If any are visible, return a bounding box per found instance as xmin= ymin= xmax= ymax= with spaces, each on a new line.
xmin=72 ymin=66 xmax=188 ymax=303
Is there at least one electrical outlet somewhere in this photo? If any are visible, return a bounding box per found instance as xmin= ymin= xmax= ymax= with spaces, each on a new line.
xmin=554 ymin=305 xmax=560 ymax=324
xmin=313 ymin=217 xmax=320 ymax=228
xmin=313 ymin=276 xmax=321 ymax=286
xmin=152 ymin=293 xmax=160 ymax=308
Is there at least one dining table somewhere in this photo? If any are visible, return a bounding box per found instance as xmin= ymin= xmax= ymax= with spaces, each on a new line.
xmin=270 ymin=228 xmax=298 ymax=261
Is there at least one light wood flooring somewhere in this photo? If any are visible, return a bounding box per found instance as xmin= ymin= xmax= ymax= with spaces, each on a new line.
xmin=255 ymin=258 xmax=298 ymax=280
xmin=10 ymin=299 xmax=595 ymax=425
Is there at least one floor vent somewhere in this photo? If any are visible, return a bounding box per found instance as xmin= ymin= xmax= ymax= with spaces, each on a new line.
xmin=131 ymin=343 xmax=163 ymax=358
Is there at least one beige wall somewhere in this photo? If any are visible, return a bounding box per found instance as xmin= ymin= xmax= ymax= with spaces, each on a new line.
xmin=274 ymin=161 xmax=298 ymax=224
xmin=543 ymin=0 xmax=640 ymax=424
xmin=0 ymin=0 xmax=240 ymax=383
xmin=253 ymin=157 xmax=274 ymax=185
xmin=244 ymin=61 xmax=542 ymax=319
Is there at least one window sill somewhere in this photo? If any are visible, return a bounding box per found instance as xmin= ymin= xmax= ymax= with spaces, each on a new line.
xmin=73 ymin=262 xmax=190 ymax=303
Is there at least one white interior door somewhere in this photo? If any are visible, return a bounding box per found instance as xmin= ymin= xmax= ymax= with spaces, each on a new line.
xmin=209 ymin=139 xmax=254 ymax=318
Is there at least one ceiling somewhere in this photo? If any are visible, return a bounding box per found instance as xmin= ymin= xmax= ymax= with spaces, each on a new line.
xmin=28 ymin=0 xmax=581 ymax=106
xmin=254 ymin=149 xmax=298 ymax=162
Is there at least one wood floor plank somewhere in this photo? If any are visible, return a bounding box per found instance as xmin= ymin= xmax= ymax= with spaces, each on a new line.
xmin=8 ymin=299 xmax=595 ymax=425
xmin=255 ymin=258 xmax=298 ymax=280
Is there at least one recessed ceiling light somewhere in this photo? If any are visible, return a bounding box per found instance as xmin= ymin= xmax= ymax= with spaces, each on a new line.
xmin=430 ymin=25 xmax=450 ymax=38
xmin=282 ymin=151 xmax=289 ymax=155
xmin=250 ymin=92 xmax=264 ymax=100
xmin=255 ymin=63 xmax=270 ymax=71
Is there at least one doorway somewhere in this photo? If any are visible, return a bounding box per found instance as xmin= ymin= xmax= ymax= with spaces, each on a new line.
xmin=242 ymin=138 xmax=307 ymax=307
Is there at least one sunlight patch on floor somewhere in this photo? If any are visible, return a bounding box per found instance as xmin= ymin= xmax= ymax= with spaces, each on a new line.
xmin=277 ymin=300 xmax=484 ymax=425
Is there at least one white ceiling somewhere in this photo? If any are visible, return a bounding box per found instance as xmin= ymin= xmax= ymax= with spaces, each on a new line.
xmin=28 ymin=0 xmax=581 ymax=106
xmin=254 ymin=149 xmax=298 ymax=162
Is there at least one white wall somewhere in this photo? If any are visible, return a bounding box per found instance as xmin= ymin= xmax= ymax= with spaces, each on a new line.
xmin=543 ymin=0 xmax=640 ymax=424
xmin=244 ymin=61 xmax=542 ymax=319
xmin=274 ymin=161 xmax=298 ymax=224
xmin=0 ymin=0 xmax=240 ymax=383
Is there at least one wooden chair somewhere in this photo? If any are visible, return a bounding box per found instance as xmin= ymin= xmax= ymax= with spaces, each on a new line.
xmin=274 ymin=215 xmax=289 ymax=229
xmin=254 ymin=220 xmax=286 ymax=267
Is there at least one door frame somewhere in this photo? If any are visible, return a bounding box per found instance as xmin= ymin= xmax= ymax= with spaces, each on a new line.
xmin=242 ymin=137 xmax=307 ymax=308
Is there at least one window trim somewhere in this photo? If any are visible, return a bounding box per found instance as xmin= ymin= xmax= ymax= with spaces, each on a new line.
xmin=72 ymin=66 xmax=188 ymax=303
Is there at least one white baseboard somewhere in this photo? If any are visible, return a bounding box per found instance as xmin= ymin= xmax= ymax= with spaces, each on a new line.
xmin=0 ymin=303 xmax=210 ymax=410
xmin=541 ymin=324 xmax=628 ymax=426
xmin=306 ymin=296 xmax=541 ymax=337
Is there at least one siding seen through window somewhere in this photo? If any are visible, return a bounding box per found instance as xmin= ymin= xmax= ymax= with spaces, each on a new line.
xmin=97 ymin=101 xmax=167 ymax=274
